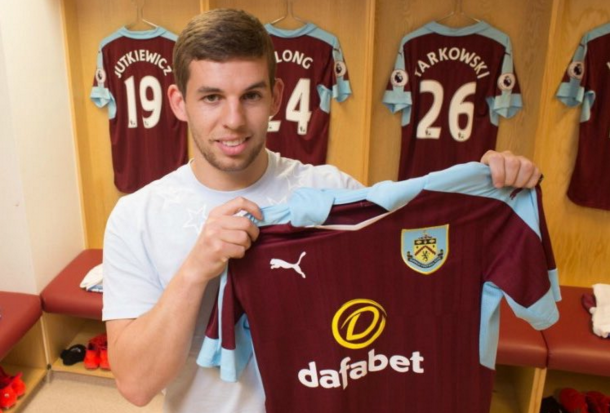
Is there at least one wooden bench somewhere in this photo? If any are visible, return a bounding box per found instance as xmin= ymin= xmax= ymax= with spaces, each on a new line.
xmin=0 ymin=292 xmax=42 ymax=361
xmin=542 ymin=285 xmax=610 ymax=377
xmin=498 ymin=298 xmax=549 ymax=368
xmin=0 ymin=291 xmax=47 ymax=410
xmin=537 ymin=285 xmax=610 ymax=405
xmin=38 ymin=249 xmax=110 ymax=379
xmin=40 ymin=249 xmax=103 ymax=320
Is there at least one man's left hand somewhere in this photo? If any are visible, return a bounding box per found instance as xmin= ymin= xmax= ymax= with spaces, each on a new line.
xmin=480 ymin=150 xmax=542 ymax=189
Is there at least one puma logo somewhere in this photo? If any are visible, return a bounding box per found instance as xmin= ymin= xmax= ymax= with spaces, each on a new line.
xmin=270 ymin=252 xmax=307 ymax=278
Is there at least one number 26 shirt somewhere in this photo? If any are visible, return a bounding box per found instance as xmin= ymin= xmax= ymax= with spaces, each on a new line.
xmin=383 ymin=21 xmax=522 ymax=180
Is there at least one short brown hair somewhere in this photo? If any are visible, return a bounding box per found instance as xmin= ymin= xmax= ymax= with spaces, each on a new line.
xmin=173 ymin=9 xmax=276 ymax=95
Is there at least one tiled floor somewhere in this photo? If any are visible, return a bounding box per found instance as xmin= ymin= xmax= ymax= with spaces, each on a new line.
xmin=20 ymin=372 xmax=164 ymax=413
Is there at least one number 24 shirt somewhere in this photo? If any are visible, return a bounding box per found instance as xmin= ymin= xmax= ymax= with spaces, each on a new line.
xmin=383 ymin=21 xmax=522 ymax=180
xmin=265 ymin=23 xmax=352 ymax=165
xmin=91 ymin=27 xmax=187 ymax=194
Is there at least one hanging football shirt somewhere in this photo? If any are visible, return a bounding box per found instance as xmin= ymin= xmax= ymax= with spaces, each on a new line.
xmin=383 ymin=21 xmax=522 ymax=180
xmin=199 ymin=163 xmax=560 ymax=413
xmin=265 ymin=23 xmax=352 ymax=165
xmin=556 ymin=22 xmax=610 ymax=211
xmin=91 ymin=26 xmax=187 ymax=193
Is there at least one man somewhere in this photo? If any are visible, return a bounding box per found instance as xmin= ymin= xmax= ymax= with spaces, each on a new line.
xmin=103 ymin=9 xmax=542 ymax=413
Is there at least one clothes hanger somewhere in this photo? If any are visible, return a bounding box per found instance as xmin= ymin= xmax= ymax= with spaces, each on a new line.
xmin=436 ymin=0 xmax=480 ymax=26
xmin=269 ymin=0 xmax=307 ymax=30
xmin=125 ymin=0 xmax=158 ymax=31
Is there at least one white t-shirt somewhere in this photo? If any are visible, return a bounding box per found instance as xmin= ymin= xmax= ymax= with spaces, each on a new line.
xmin=102 ymin=149 xmax=362 ymax=413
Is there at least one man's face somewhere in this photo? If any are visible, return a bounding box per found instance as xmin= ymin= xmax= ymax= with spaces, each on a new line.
xmin=172 ymin=57 xmax=282 ymax=185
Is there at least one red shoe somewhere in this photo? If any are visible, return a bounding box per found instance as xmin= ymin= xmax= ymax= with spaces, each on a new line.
xmin=99 ymin=345 xmax=110 ymax=371
xmin=585 ymin=391 xmax=610 ymax=413
xmin=89 ymin=333 xmax=107 ymax=347
xmin=84 ymin=342 xmax=100 ymax=369
xmin=0 ymin=367 xmax=25 ymax=400
xmin=560 ymin=388 xmax=589 ymax=413
xmin=10 ymin=373 xmax=25 ymax=398
xmin=0 ymin=379 xmax=16 ymax=410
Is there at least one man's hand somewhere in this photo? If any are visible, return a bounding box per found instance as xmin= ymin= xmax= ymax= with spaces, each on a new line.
xmin=184 ymin=197 xmax=263 ymax=284
xmin=480 ymin=150 xmax=542 ymax=189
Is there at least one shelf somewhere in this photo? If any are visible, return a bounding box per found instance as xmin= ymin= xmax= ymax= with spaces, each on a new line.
xmin=491 ymin=365 xmax=522 ymax=413
xmin=0 ymin=363 xmax=47 ymax=412
xmin=49 ymin=319 xmax=113 ymax=379
xmin=544 ymin=370 xmax=610 ymax=397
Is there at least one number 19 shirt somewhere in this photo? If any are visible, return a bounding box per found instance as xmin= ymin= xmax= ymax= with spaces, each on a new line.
xmin=91 ymin=27 xmax=187 ymax=193
xmin=383 ymin=21 xmax=522 ymax=180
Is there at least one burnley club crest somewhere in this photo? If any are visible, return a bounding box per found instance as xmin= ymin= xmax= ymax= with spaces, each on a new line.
xmin=401 ymin=225 xmax=449 ymax=275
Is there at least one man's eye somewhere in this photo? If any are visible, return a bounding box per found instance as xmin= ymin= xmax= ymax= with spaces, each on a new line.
xmin=202 ymin=95 xmax=220 ymax=103
xmin=243 ymin=92 xmax=262 ymax=101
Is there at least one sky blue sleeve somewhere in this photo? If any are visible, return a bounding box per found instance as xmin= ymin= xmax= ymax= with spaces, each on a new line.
xmin=90 ymin=34 xmax=119 ymax=118
xmin=555 ymin=32 xmax=598 ymax=123
xmin=382 ymin=39 xmax=413 ymax=128
xmin=480 ymin=28 xmax=522 ymax=125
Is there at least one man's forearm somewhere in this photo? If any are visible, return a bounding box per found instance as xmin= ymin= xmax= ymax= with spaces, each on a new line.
xmin=107 ymin=262 xmax=211 ymax=406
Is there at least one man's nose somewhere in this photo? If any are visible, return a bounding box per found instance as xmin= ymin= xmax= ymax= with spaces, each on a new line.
xmin=222 ymin=98 xmax=246 ymax=129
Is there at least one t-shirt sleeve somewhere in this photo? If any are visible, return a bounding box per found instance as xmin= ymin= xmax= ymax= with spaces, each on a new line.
xmin=90 ymin=40 xmax=117 ymax=118
xmin=330 ymin=36 xmax=351 ymax=103
xmin=314 ymin=30 xmax=352 ymax=113
xmin=489 ymin=35 xmax=522 ymax=121
xmin=382 ymin=39 xmax=413 ymax=127
xmin=478 ymin=184 xmax=560 ymax=368
xmin=102 ymin=197 xmax=164 ymax=321
xmin=556 ymin=34 xmax=596 ymax=123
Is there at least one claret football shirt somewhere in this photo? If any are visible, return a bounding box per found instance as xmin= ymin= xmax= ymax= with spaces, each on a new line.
xmin=556 ymin=22 xmax=610 ymax=211
xmin=265 ymin=23 xmax=352 ymax=165
xmin=199 ymin=163 xmax=560 ymax=413
xmin=383 ymin=21 xmax=522 ymax=180
xmin=91 ymin=26 xmax=187 ymax=193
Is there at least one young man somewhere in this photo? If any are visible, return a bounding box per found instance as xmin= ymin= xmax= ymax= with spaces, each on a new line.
xmin=103 ymin=9 xmax=542 ymax=413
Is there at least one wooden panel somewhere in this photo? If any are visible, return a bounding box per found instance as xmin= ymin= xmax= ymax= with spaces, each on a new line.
xmin=534 ymin=0 xmax=610 ymax=287
xmin=491 ymin=365 xmax=546 ymax=413
xmin=1 ymin=321 xmax=47 ymax=369
xmin=62 ymin=0 xmax=200 ymax=248
xmin=42 ymin=313 xmax=86 ymax=364
xmin=491 ymin=365 xmax=524 ymax=413
xmin=544 ymin=369 xmax=610 ymax=398
xmin=0 ymin=321 xmax=48 ymax=412
xmin=368 ymin=0 xmax=553 ymax=183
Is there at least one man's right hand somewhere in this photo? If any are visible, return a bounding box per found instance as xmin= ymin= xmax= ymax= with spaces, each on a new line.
xmin=183 ymin=196 xmax=263 ymax=285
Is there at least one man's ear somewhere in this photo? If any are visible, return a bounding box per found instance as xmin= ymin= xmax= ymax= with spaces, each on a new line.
xmin=168 ymin=84 xmax=188 ymax=122
xmin=271 ymin=78 xmax=284 ymax=117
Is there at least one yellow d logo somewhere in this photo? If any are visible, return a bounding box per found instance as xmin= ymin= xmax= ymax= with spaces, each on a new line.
xmin=332 ymin=299 xmax=387 ymax=349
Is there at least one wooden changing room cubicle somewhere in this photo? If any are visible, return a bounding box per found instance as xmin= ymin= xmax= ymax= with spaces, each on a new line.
xmin=59 ymin=0 xmax=610 ymax=412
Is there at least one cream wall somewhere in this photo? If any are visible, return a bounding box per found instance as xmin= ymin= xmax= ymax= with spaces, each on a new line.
xmin=0 ymin=0 xmax=84 ymax=293
xmin=0 ymin=26 xmax=37 ymax=293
